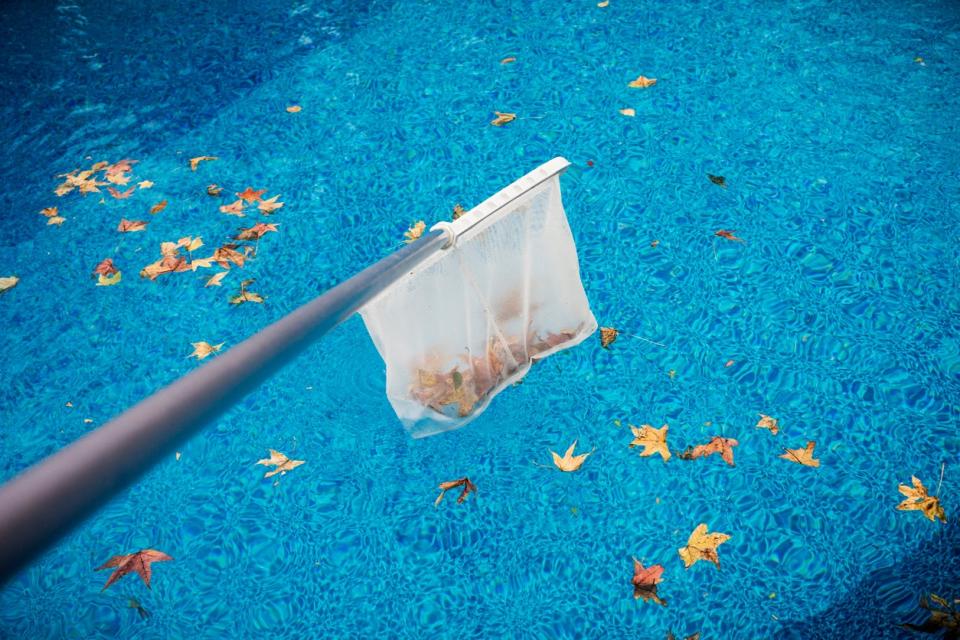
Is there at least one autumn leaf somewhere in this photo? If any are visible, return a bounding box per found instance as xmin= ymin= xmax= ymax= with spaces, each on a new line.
xmin=128 ymin=597 xmax=150 ymax=619
xmin=550 ymin=440 xmax=594 ymax=472
xmin=108 ymin=186 xmax=136 ymax=199
xmin=213 ymin=244 xmax=246 ymax=269
xmin=404 ymin=220 xmax=426 ymax=243
xmin=256 ymin=449 xmax=304 ymax=478
xmin=452 ymin=203 xmax=466 ymax=220
xmin=780 ymin=441 xmax=820 ymax=468
xmin=93 ymin=258 xmax=119 ymax=277
xmin=897 ymin=476 xmax=947 ymax=523
xmin=678 ymin=523 xmax=730 ymax=569
xmin=632 ymin=558 xmax=666 ymax=605
xmin=39 ymin=206 xmax=58 ymax=218
xmin=286 ymin=105 xmax=302 ymax=113
xmin=666 ymin=632 xmax=701 ymax=640
xmin=258 ymin=195 xmax=284 ymax=215
xmin=0 ymin=276 xmax=19 ymax=294
xmin=756 ymin=414 xmax=780 ymax=435
xmin=629 ymin=424 xmax=671 ymax=462
xmin=117 ymin=219 xmax=148 ymax=232
xmin=220 ymin=200 xmax=245 ymax=216
xmin=95 ymin=549 xmax=172 ymax=591
xmin=139 ymin=243 xmax=190 ymax=280
xmin=230 ymin=279 xmax=264 ymax=305
xmin=189 ymin=156 xmax=217 ymax=171
xmin=138 ymin=180 xmax=153 ymax=189
xmin=490 ymin=111 xmax=517 ymax=126
xmin=679 ymin=436 xmax=738 ymax=466
xmin=707 ymin=174 xmax=726 ymax=187
xmin=597 ymin=0 xmax=610 ymax=6
xmin=714 ymin=229 xmax=743 ymax=242
xmin=97 ymin=271 xmax=122 ymax=286
xmin=434 ymin=477 xmax=477 ymax=507
xmin=178 ymin=236 xmax=204 ymax=252
xmin=235 ymin=222 xmax=278 ymax=241
xmin=500 ymin=56 xmax=516 ymax=64
xmin=600 ymin=326 xmax=619 ymax=348
xmin=149 ymin=200 xmax=168 ymax=215
xmin=628 ymin=75 xmax=657 ymax=88
xmin=206 ymin=184 xmax=223 ymax=196
xmin=47 ymin=216 xmax=66 ymax=226
xmin=104 ymin=159 xmax=137 ymax=185
xmin=205 ymin=271 xmax=228 ymax=287
xmin=188 ymin=341 xmax=224 ymax=360
xmin=901 ymin=594 xmax=960 ymax=638
xmin=237 ymin=187 xmax=266 ymax=203
xmin=619 ymin=108 xmax=635 ymax=117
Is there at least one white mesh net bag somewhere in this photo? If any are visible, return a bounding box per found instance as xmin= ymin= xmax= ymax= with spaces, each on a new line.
xmin=359 ymin=158 xmax=597 ymax=437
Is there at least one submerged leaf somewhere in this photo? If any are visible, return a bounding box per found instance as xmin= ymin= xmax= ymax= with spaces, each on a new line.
xmin=897 ymin=476 xmax=947 ymax=523
xmin=678 ymin=523 xmax=730 ymax=569
xmin=628 ymin=75 xmax=657 ymax=88
xmin=500 ymin=56 xmax=516 ymax=64
xmin=47 ymin=216 xmax=66 ymax=226
xmin=206 ymin=184 xmax=223 ymax=197
xmin=138 ymin=180 xmax=153 ymax=189
xmin=632 ymin=558 xmax=666 ymax=605
xmin=256 ymin=449 xmax=304 ymax=478
xmin=235 ymin=222 xmax=278 ymax=241
xmin=629 ymin=424 xmax=671 ymax=462
xmin=434 ymin=477 xmax=477 ymax=506
xmin=490 ymin=111 xmax=517 ymax=126
xmin=39 ymin=206 xmax=58 ymax=218
xmin=108 ymin=186 xmax=136 ymax=199
xmin=230 ymin=279 xmax=264 ymax=305
xmin=189 ymin=156 xmax=217 ymax=171
xmin=550 ymin=440 xmax=593 ymax=472
xmin=619 ymin=108 xmax=635 ymax=117
xmin=286 ymin=105 xmax=302 ymax=113
xmin=780 ymin=441 xmax=820 ymax=468
xmin=452 ymin=203 xmax=467 ymax=220
xmin=149 ymin=200 xmax=168 ymax=215
xmin=95 ymin=549 xmax=172 ymax=591
xmin=707 ymin=174 xmax=727 ymax=187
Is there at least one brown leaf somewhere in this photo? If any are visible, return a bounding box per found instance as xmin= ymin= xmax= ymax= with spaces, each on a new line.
xmin=897 ymin=476 xmax=946 ymax=522
xmin=679 ymin=436 xmax=738 ymax=466
xmin=599 ymin=326 xmax=619 ymax=348
xmin=708 ymin=174 xmax=727 ymax=187
xmin=117 ymin=219 xmax=148 ymax=232
xmin=256 ymin=449 xmax=304 ymax=478
xmin=149 ymin=200 xmax=168 ymax=215
xmin=95 ymin=549 xmax=172 ymax=591
xmin=235 ymin=222 xmax=279 ymax=241
xmin=236 ymin=187 xmax=266 ymax=203
xmin=434 ymin=477 xmax=477 ymax=506
xmin=550 ymin=440 xmax=593 ymax=472
xmin=108 ymin=186 xmax=136 ymax=199
xmin=189 ymin=156 xmax=217 ymax=171
xmin=632 ymin=558 xmax=666 ymax=605
xmin=206 ymin=184 xmax=223 ymax=197
xmin=678 ymin=523 xmax=730 ymax=569
xmin=39 ymin=206 xmax=58 ymax=218
xmin=756 ymin=414 xmax=780 ymax=435
xmin=93 ymin=258 xmax=119 ymax=277
xmin=500 ymin=56 xmax=516 ymax=64
xmin=258 ymin=195 xmax=284 ymax=215
xmin=404 ymin=220 xmax=426 ymax=243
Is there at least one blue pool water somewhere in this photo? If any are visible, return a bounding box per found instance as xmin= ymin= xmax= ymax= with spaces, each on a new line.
xmin=1 ymin=0 xmax=959 ymax=637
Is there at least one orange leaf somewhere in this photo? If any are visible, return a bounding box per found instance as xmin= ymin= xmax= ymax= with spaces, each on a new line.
xmin=236 ymin=187 xmax=266 ymax=203
xmin=95 ymin=549 xmax=172 ymax=591
xmin=117 ymin=219 xmax=148 ymax=232
xmin=632 ymin=558 xmax=666 ymax=605
xmin=148 ymin=200 xmax=168 ymax=215
xmin=219 ymin=200 xmax=245 ymax=216
xmin=108 ymin=186 xmax=135 ymax=199
xmin=93 ymin=258 xmax=119 ymax=277
xmin=628 ymin=75 xmax=657 ymax=88
xmin=714 ymin=229 xmax=743 ymax=242
xmin=679 ymin=436 xmax=738 ymax=466
xmin=189 ymin=156 xmax=218 ymax=171
xmin=286 ymin=105 xmax=302 ymax=113
xmin=434 ymin=477 xmax=477 ymax=506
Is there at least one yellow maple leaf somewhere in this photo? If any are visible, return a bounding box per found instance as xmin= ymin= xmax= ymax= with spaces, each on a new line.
xmin=404 ymin=220 xmax=426 ymax=244
xmin=756 ymin=414 xmax=780 ymax=435
xmin=205 ymin=272 xmax=228 ymax=287
xmin=779 ymin=441 xmax=820 ymax=467
xmin=0 ymin=276 xmax=19 ymax=294
xmin=628 ymin=75 xmax=657 ymax=88
xmin=897 ymin=476 xmax=946 ymax=523
xmin=189 ymin=156 xmax=218 ymax=171
xmin=188 ymin=341 xmax=224 ymax=360
xmin=256 ymin=449 xmax=305 ymax=478
xmin=550 ymin=440 xmax=593 ymax=472
xmin=96 ymin=271 xmax=122 ymax=287
xmin=490 ymin=111 xmax=517 ymax=126
xmin=678 ymin=523 xmax=730 ymax=569
xmin=628 ymin=424 xmax=671 ymax=462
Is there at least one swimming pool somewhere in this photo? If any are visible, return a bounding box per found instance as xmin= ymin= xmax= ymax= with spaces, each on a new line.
xmin=1 ymin=0 xmax=958 ymax=637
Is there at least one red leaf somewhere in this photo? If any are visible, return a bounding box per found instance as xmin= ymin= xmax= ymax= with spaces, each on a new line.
xmin=95 ymin=549 xmax=172 ymax=591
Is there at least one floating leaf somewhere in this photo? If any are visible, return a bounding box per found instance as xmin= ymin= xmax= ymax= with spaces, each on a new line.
xmin=597 ymin=0 xmax=609 ymax=6
xmin=47 ymin=216 xmax=66 ymax=226
xmin=0 ymin=276 xmax=19 ymax=294
xmin=117 ymin=219 xmax=148 ymax=232
xmin=189 ymin=341 xmax=224 ymax=360
xmin=205 ymin=271 xmax=228 ymax=287
xmin=550 ymin=440 xmax=593 ymax=472
xmin=500 ymin=56 xmax=516 ymax=64
xmin=95 ymin=549 xmax=172 ymax=591
xmin=104 ymin=159 xmax=137 ymax=185
xmin=452 ymin=203 xmax=466 ymax=220
xmin=149 ymin=200 xmax=168 ymax=215
xmin=707 ymin=174 xmax=726 ymax=187
xmin=629 ymin=424 xmax=671 ymax=462
xmin=897 ymin=476 xmax=946 ymax=522
xmin=108 ymin=186 xmax=136 ymax=199
xmin=237 ymin=187 xmax=266 ymax=203
xmin=93 ymin=258 xmax=119 ymax=277
xmin=901 ymin=593 xmax=960 ymax=637
xmin=756 ymin=414 xmax=780 ymax=435
xmin=404 ymin=220 xmax=426 ymax=244
xmin=235 ymin=223 xmax=279 ymax=241
xmin=666 ymin=632 xmax=701 ymax=640
xmin=714 ymin=229 xmax=743 ymax=242
xmin=230 ymin=279 xmax=264 ymax=305
xmin=599 ymin=326 xmax=619 ymax=348
xmin=213 ymin=244 xmax=246 ymax=269
xmin=139 ymin=244 xmax=190 ymax=280
xmin=780 ymin=441 xmax=820 ymax=468
xmin=678 ymin=523 xmax=730 ymax=569
xmin=138 ymin=180 xmax=153 ymax=189
xmin=434 ymin=477 xmax=477 ymax=506
xmin=189 ymin=156 xmax=218 ymax=171
xmin=286 ymin=105 xmax=302 ymax=113
xmin=256 ymin=449 xmax=304 ymax=478
xmin=178 ymin=236 xmax=204 ymax=252
xmin=96 ymin=271 xmax=122 ymax=286
xmin=258 ymin=194 xmax=284 ymax=215
xmin=206 ymin=184 xmax=223 ymax=196
xmin=679 ymin=436 xmax=738 ymax=467
xmin=220 ymin=199 xmax=245 ymax=216
xmin=490 ymin=111 xmax=517 ymax=126
xmin=632 ymin=558 xmax=666 ymax=605
xmin=619 ymin=108 xmax=635 ymax=117
xmin=39 ymin=206 xmax=58 ymax=218
xmin=628 ymin=75 xmax=657 ymax=88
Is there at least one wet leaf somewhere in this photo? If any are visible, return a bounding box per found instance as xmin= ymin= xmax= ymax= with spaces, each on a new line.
xmin=707 ymin=174 xmax=726 ymax=187
xmin=600 ymin=326 xmax=619 ymax=348
xmin=108 ymin=186 xmax=136 ymax=199
xmin=901 ymin=593 xmax=960 ymax=638
xmin=237 ymin=187 xmax=266 ymax=203
xmin=235 ymin=222 xmax=279 ymax=241
xmin=490 ymin=111 xmax=517 ymax=126
xmin=230 ymin=279 xmax=264 ymax=305
xmin=714 ymin=229 xmax=743 ymax=242
xmin=149 ymin=200 xmax=168 ymax=215
xmin=138 ymin=180 xmax=153 ymax=189
xmin=220 ymin=199 xmax=245 ymax=216
xmin=619 ymin=108 xmax=635 ymax=117
xmin=550 ymin=440 xmax=593 ymax=472
xmin=914 ymin=56 xmax=925 ymax=65
xmin=104 ymin=159 xmax=137 ymax=185
xmin=286 ymin=105 xmax=302 ymax=113
xmin=205 ymin=271 xmax=228 ymax=287
xmin=897 ymin=476 xmax=946 ymax=522
xmin=666 ymin=632 xmax=700 ymax=640
xmin=96 ymin=271 xmax=122 ymax=286
xmin=598 ymin=0 xmax=610 ymax=6
xmin=628 ymin=75 xmax=657 ymax=88
xmin=213 ymin=244 xmax=246 ymax=269
xmin=95 ymin=549 xmax=172 ymax=591
xmin=678 ymin=523 xmax=730 ymax=569
xmin=189 ymin=156 xmax=217 ymax=171
xmin=117 ymin=219 xmax=148 ymax=232
xmin=258 ymin=195 xmax=284 ymax=215
xmin=452 ymin=203 xmax=466 ymax=220
xmin=434 ymin=477 xmax=477 ymax=506
xmin=188 ymin=341 xmax=224 ymax=360
xmin=47 ymin=216 xmax=66 ymax=226
xmin=139 ymin=243 xmax=190 ymax=280
xmin=178 ymin=236 xmax=204 ymax=252
xmin=206 ymin=184 xmax=223 ymax=196
xmin=127 ymin=598 xmax=150 ymax=620
xmin=500 ymin=56 xmax=516 ymax=64
xmin=632 ymin=558 xmax=666 ymax=605
xmin=39 ymin=206 xmax=58 ymax=218
xmin=93 ymin=258 xmax=119 ymax=277
xmin=780 ymin=441 xmax=820 ymax=467
xmin=0 ymin=276 xmax=19 ymax=294
xmin=256 ymin=449 xmax=304 ymax=478
xmin=629 ymin=424 xmax=671 ymax=462
xmin=404 ymin=220 xmax=426 ymax=243
xmin=679 ymin=436 xmax=738 ymax=467
xmin=756 ymin=414 xmax=780 ymax=435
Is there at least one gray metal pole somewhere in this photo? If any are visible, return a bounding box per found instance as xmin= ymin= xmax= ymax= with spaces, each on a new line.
xmin=0 ymin=229 xmax=449 ymax=586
